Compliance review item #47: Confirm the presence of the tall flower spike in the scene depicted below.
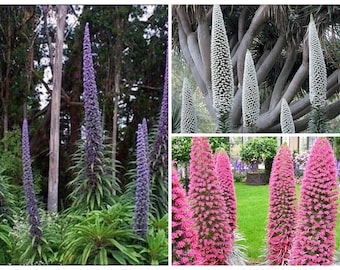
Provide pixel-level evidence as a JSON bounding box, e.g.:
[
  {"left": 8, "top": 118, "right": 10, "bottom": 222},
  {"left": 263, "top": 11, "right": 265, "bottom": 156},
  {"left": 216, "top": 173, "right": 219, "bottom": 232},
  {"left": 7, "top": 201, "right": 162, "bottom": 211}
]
[
  {"left": 150, "top": 46, "right": 168, "bottom": 216},
  {"left": 242, "top": 50, "right": 259, "bottom": 132},
  {"left": 172, "top": 164, "right": 201, "bottom": 265},
  {"left": 22, "top": 119, "right": 41, "bottom": 245},
  {"left": 83, "top": 22, "right": 104, "bottom": 188},
  {"left": 280, "top": 98, "right": 295, "bottom": 133},
  {"left": 189, "top": 137, "right": 232, "bottom": 265},
  {"left": 214, "top": 151, "right": 237, "bottom": 235},
  {"left": 211, "top": 4, "right": 234, "bottom": 133},
  {"left": 309, "top": 15, "right": 327, "bottom": 109},
  {"left": 133, "top": 118, "right": 150, "bottom": 238},
  {"left": 289, "top": 138, "right": 338, "bottom": 265},
  {"left": 181, "top": 77, "right": 197, "bottom": 133},
  {"left": 267, "top": 145, "right": 297, "bottom": 265}
]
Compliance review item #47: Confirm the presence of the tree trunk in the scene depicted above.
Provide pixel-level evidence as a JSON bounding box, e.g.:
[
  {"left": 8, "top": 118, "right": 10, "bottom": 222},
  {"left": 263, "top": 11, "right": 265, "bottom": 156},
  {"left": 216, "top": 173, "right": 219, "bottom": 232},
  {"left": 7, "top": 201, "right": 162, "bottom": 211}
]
[
  {"left": 47, "top": 5, "right": 67, "bottom": 212},
  {"left": 111, "top": 11, "right": 123, "bottom": 191}
]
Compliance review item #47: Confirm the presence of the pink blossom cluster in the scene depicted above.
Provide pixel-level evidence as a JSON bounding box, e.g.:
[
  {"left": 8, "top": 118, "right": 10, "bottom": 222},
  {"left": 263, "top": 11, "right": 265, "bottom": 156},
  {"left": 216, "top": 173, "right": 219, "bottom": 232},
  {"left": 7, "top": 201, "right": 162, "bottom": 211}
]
[
  {"left": 214, "top": 151, "right": 237, "bottom": 234},
  {"left": 289, "top": 138, "right": 338, "bottom": 265},
  {"left": 267, "top": 145, "right": 297, "bottom": 265},
  {"left": 188, "top": 137, "right": 232, "bottom": 264},
  {"left": 172, "top": 165, "right": 201, "bottom": 265}
]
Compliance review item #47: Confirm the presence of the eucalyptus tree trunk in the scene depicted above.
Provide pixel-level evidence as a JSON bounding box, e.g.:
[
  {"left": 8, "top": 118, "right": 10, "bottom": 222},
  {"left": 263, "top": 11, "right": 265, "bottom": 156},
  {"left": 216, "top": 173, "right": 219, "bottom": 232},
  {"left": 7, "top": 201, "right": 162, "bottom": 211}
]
[
  {"left": 111, "top": 10, "right": 123, "bottom": 191},
  {"left": 48, "top": 5, "right": 68, "bottom": 212}
]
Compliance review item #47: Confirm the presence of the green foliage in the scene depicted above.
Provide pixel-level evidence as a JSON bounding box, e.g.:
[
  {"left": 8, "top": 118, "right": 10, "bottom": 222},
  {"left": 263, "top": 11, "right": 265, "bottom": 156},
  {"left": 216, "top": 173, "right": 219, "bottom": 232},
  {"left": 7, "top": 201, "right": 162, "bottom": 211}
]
[
  {"left": 141, "top": 214, "right": 168, "bottom": 265},
  {"left": 208, "top": 137, "right": 230, "bottom": 153},
  {"left": 172, "top": 136, "right": 231, "bottom": 165},
  {"left": 0, "top": 128, "right": 22, "bottom": 184},
  {"left": 0, "top": 223, "right": 11, "bottom": 264},
  {"left": 239, "top": 138, "right": 278, "bottom": 172},
  {"left": 332, "top": 137, "right": 340, "bottom": 159},
  {"left": 308, "top": 107, "right": 328, "bottom": 133},
  {"left": 171, "top": 137, "right": 192, "bottom": 165},
  {"left": 217, "top": 111, "right": 233, "bottom": 133},
  {"left": 61, "top": 201, "right": 143, "bottom": 265},
  {"left": 9, "top": 211, "right": 64, "bottom": 264},
  {"left": 0, "top": 171, "right": 17, "bottom": 224},
  {"left": 68, "top": 139, "right": 121, "bottom": 212}
]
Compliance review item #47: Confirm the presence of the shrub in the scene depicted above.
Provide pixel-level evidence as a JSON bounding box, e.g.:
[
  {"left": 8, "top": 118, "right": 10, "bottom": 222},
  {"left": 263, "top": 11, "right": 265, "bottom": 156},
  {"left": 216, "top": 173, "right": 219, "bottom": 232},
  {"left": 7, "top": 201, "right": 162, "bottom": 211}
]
[{"left": 239, "top": 137, "right": 278, "bottom": 175}]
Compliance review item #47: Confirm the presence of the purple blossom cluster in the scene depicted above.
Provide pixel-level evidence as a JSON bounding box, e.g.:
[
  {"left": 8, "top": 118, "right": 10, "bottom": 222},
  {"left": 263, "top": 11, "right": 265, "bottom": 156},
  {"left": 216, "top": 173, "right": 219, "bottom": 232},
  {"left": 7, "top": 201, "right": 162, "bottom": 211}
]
[
  {"left": 133, "top": 118, "right": 150, "bottom": 238},
  {"left": 83, "top": 22, "right": 104, "bottom": 188},
  {"left": 233, "top": 157, "right": 256, "bottom": 174},
  {"left": 293, "top": 151, "right": 309, "bottom": 175},
  {"left": 22, "top": 119, "right": 41, "bottom": 245}
]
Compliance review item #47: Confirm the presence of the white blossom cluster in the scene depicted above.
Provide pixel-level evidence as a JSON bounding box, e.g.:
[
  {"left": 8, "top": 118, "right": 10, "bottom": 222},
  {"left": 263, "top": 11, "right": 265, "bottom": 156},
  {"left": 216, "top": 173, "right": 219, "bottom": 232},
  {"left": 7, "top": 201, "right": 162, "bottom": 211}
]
[
  {"left": 309, "top": 17, "right": 327, "bottom": 108},
  {"left": 242, "top": 50, "right": 260, "bottom": 128},
  {"left": 181, "top": 77, "right": 197, "bottom": 133},
  {"left": 211, "top": 4, "right": 234, "bottom": 115},
  {"left": 280, "top": 98, "right": 295, "bottom": 133}
]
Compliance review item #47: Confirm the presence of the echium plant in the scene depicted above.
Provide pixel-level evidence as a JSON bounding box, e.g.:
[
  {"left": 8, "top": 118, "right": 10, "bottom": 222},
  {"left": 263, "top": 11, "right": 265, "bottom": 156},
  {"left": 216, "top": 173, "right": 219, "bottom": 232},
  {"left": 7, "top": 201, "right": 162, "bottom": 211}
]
[
  {"left": 83, "top": 22, "right": 104, "bottom": 187},
  {"left": 308, "top": 15, "right": 328, "bottom": 133},
  {"left": 214, "top": 151, "right": 237, "bottom": 236},
  {"left": 172, "top": 164, "right": 201, "bottom": 265},
  {"left": 22, "top": 119, "right": 41, "bottom": 246},
  {"left": 69, "top": 23, "right": 119, "bottom": 211},
  {"left": 180, "top": 77, "right": 197, "bottom": 133},
  {"left": 149, "top": 47, "right": 168, "bottom": 217},
  {"left": 280, "top": 98, "right": 295, "bottom": 133},
  {"left": 133, "top": 118, "right": 150, "bottom": 238},
  {"left": 242, "top": 50, "right": 260, "bottom": 132},
  {"left": 267, "top": 144, "right": 297, "bottom": 265},
  {"left": 211, "top": 4, "right": 234, "bottom": 133},
  {"left": 289, "top": 138, "right": 338, "bottom": 265},
  {"left": 188, "top": 137, "right": 232, "bottom": 265}
]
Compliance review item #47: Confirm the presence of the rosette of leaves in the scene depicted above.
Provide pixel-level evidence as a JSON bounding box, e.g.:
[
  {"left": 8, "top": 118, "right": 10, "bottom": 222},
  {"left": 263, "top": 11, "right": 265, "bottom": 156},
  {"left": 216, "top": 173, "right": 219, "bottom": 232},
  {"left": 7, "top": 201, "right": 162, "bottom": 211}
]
[
  {"left": 307, "top": 15, "right": 328, "bottom": 133},
  {"left": 61, "top": 202, "right": 143, "bottom": 265},
  {"left": 289, "top": 138, "right": 338, "bottom": 265},
  {"left": 180, "top": 77, "right": 197, "bottom": 133},
  {"left": 211, "top": 4, "right": 234, "bottom": 133},
  {"left": 280, "top": 98, "right": 295, "bottom": 133},
  {"left": 267, "top": 145, "right": 297, "bottom": 265},
  {"left": 68, "top": 23, "right": 120, "bottom": 211},
  {"left": 133, "top": 118, "right": 150, "bottom": 239},
  {"left": 188, "top": 137, "right": 232, "bottom": 264},
  {"left": 242, "top": 50, "right": 260, "bottom": 132}
]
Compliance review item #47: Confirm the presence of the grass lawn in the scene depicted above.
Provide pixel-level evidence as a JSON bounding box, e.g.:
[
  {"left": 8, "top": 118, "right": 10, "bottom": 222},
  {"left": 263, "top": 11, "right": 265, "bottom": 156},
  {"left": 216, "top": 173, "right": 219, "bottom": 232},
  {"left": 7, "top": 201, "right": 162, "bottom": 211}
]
[{"left": 234, "top": 182, "right": 340, "bottom": 263}]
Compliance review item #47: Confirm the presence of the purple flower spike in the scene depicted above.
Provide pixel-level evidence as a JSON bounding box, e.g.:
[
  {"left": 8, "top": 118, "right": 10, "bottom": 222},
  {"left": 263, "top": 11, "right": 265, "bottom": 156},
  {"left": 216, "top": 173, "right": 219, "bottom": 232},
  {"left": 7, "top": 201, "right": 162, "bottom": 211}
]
[
  {"left": 83, "top": 22, "right": 103, "bottom": 187},
  {"left": 151, "top": 47, "right": 168, "bottom": 171},
  {"left": 133, "top": 118, "right": 150, "bottom": 238},
  {"left": 22, "top": 119, "right": 41, "bottom": 245}
]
